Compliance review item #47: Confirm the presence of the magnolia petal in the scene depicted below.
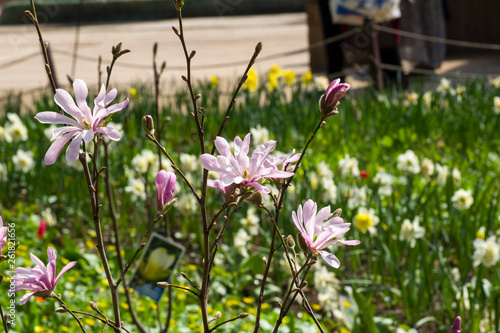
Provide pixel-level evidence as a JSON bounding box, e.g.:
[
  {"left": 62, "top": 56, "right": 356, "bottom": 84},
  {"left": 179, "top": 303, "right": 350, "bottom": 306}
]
[
  {"left": 97, "top": 127, "right": 121, "bottom": 141},
  {"left": 35, "top": 112, "right": 80, "bottom": 128},
  {"left": 318, "top": 250, "right": 340, "bottom": 268},
  {"left": 82, "top": 129, "right": 95, "bottom": 144},
  {"left": 65, "top": 132, "right": 83, "bottom": 163},
  {"left": 44, "top": 133, "right": 76, "bottom": 165},
  {"left": 73, "top": 79, "right": 92, "bottom": 121},
  {"left": 94, "top": 84, "right": 107, "bottom": 110},
  {"left": 214, "top": 136, "right": 231, "bottom": 158},
  {"left": 54, "top": 261, "right": 77, "bottom": 285},
  {"left": 106, "top": 98, "right": 129, "bottom": 114},
  {"left": 19, "top": 291, "right": 37, "bottom": 305},
  {"left": 105, "top": 88, "right": 118, "bottom": 106},
  {"left": 200, "top": 154, "right": 226, "bottom": 173},
  {"left": 324, "top": 78, "right": 341, "bottom": 98},
  {"left": 50, "top": 126, "right": 79, "bottom": 142},
  {"left": 54, "top": 88, "right": 85, "bottom": 122}
]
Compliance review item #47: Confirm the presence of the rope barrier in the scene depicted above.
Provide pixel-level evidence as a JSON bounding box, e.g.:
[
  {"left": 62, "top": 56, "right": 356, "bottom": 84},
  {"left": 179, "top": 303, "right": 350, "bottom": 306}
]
[
  {"left": 0, "top": 50, "right": 40, "bottom": 71},
  {"left": 373, "top": 24, "right": 500, "bottom": 51}
]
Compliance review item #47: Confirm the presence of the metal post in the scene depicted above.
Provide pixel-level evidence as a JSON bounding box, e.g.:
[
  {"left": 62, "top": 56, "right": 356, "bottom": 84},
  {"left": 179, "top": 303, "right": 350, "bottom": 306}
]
[{"left": 370, "top": 21, "right": 384, "bottom": 90}]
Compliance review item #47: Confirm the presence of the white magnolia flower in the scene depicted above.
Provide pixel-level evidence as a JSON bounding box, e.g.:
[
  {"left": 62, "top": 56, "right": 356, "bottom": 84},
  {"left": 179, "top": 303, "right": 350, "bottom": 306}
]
[
  {"left": 451, "top": 189, "right": 474, "bottom": 210},
  {"left": 13, "top": 150, "right": 35, "bottom": 173},
  {"left": 132, "top": 150, "right": 156, "bottom": 173},
  {"left": 354, "top": 207, "right": 379, "bottom": 234},
  {"left": 338, "top": 154, "right": 360, "bottom": 178},
  {"left": 249, "top": 124, "right": 270, "bottom": 147},
  {"left": 234, "top": 228, "right": 251, "bottom": 258},
  {"left": 397, "top": 150, "right": 420, "bottom": 174},
  {"left": 6, "top": 113, "right": 28, "bottom": 142},
  {"left": 473, "top": 236, "right": 500, "bottom": 267},
  {"left": 124, "top": 178, "right": 146, "bottom": 201},
  {"left": 240, "top": 207, "right": 260, "bottom": 236},
  {"left": 420, "top": 158, "right": 434, "bottom": 177},
  {"left": 399, "top": 216, "right": 426, "bottom": 248}
]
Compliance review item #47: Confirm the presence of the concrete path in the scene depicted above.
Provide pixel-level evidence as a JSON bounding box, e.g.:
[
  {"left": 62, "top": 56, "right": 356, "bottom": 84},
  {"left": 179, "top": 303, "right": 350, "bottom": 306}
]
[
  {"left": 0, "top": 13, "right": 309, "bottom": 93},
  {"left": 1, "top": 12, "right": 500, "bottom": 95}
]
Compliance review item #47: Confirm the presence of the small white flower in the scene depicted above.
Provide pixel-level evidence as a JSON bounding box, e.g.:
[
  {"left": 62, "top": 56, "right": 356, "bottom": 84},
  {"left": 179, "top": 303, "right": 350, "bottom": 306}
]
[
  {"left": 347, "top": 186, "right": 368, "bottom": 210},
  {"left": 317, "top": 161, "right": 333, "bottom": 179},
  {"left": 473, "top": 235, "right": 500, "bottom": 267},
  {"left": 177, "top": 194, "right": 197, "bottom": 215},
  {"left": 0, "top": 126, "right": 12, "bottom": 142},
  {"left": 132, "top": 150, "right": 156, "bottom": 173},
  {"left": 314, "top": 76, "right": 330, "bottom": 90},
  {"left": 13, "top": 150, "right": 35, "bottom": 173},
  {"left": 240, "top": 207, "right": 260, "bottom": 236},
  {"left": 436, "top": 78, "right": 454, "bottom": 94},
  {"left": 44, "top": 125, "right": 59, "bottom": 140},
  {"left": 124, "top": 178, "right": 146, "bottom": 201},
  {"left": 422, "top": 91, "right": 432, "bottom": 107},
  {"left": 405, "top": 92, "right": 419, "bottom": 105},
  {"left": 452, "top": 168, "right": 461, "bottom": 184},
  {"left": 179, "top": 153, "right": 199, "bottom": 173},
  {"left": 249, "top": 125, "right": 270, "bottom": 147},
  {"left": 420, "top": 158, "right": 434, "bottom": 177},
  {"left": 373, "top": 168, "right": 395, "bottom": 197},
  {"left": 323, "top": 178, "right": 338, "bottom": 203},
  {"left": 234, "top": 228, "right": 251, "bottom": 258},
  {"left": 397, "top": 150, "right": 420, "bottom": 174},
  {"left": 399, "top": 216, "right": 426, "bottom": 248},
  {"left": 338, "top": 154, "right": 360, "bottom": 178},
  {"left": 451, "top": 189, "right": 474, "bottom": 210},
  {"left": 435, "top": 164, "right": 449, "bottom": 185},
  {"left": 492, "top": 76, "right": 500, "bottom": 88},
  {"left": 5, "top": 113, "right": 28, "bottom": 142}
]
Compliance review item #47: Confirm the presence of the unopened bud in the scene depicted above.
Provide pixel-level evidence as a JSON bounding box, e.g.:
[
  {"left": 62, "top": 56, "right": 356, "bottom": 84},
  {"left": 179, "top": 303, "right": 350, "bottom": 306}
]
[
  {"left": 55, "top": 307, "right": 67, "bottom": 313},
  {"left": 262, "top": 257, "right": 268, "bottom": 264},
  {"left": 172, "top": 26, "right": 179, "bottom": 36},
  {"left": 112, "top": 42, "right": 122, "bottom": 56},
  {"left": 153, "top": 42, "right": 158, "bottom": 57},
  {"left": 214, "top": 311, "right": 222, "bottom": 319},
  {"left": 255, "top": 42, "right": 263, "bottom": 55},
  {"left": 142, "top": 115, "right": 155, "bottom": 135},
  {"left": 243, "top": 191, "right": 263, "bottom": 206},
  {"left": 332, "top": 208, "right": 342, "bottom": 217},
  {"left": 173, "top": 0, "right": 184, "bottom": 11},
  {"left": 286, "top": 235, "right": 295, "bottom": 248},
  {"left": 157, "top": 282, "right": 170, "bottom": 288},
  {"left": 297, "top": 232, "right": 309, "bottom": 254},
  {"left": 189, "top": 50, "right": 196, "bottom": 59},
  {"left": 25, "top": 10, "right": 35, "bottom": 22},
  {"left": 238, "top": 313, "right": 249, "bottom": 319},
  {"left": 90, "top": 301, "right": 100, "bottom": 313}
]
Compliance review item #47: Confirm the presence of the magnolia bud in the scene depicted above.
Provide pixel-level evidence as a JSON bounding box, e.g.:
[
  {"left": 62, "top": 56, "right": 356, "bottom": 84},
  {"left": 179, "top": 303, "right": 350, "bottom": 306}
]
[
  {"left": 142, "top": 115, "right": 155, "bottom": 135},
  {"left": 286, "top": 235, "right": 295, "bottom": 248},
  {"left": 238, "top": 313, "right": 249, "bottom": 319}
]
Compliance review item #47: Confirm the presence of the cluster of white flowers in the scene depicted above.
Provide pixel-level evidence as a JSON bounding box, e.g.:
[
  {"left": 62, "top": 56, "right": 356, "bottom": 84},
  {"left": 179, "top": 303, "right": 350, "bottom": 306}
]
[
  {"left": 309, "top": 161, "right": 337, "bottom": 203},
  {"left": 493, "top": 96, "right": 500, "bottom": 115},
  {"left": 399, "top": 216, "right": 426, "bottom": 248},
  {"left": 338, "top": 154, "right": 360, "bottom": 178},
  {"left": 179, "top": 153, "right": 199, "bottom": 173},
  {"left": 131, "top": 149, "right": 157, "bottom": 173},
  {"left": 234, "top": 228, "right": 251, "bottom": 258},
  {"left": 420, "top": 158, "right": 434, "bottom": 178},
  {"left": 436, "top": 78, "right": 455, "bottom": 95},
  {"left": 313, "top": 264, "right": 340, "bottom": 313},
  {"left": 473, "top": 235, "right": 500, "bottom": 267},
  {"left": 397, "top": 150, "right": 420, "bottom": 174},
  {"left": 341, "top": 185, "right": 368, "bottom": 210},
  {"left": 0, "top": 113, "right": 29, "bottom": 143},
  {"left": 124, "top": 178, "right": 146, "bottom": 201},
  {"left": 451, "top": 189, "right": 474, "bottom": 211}
]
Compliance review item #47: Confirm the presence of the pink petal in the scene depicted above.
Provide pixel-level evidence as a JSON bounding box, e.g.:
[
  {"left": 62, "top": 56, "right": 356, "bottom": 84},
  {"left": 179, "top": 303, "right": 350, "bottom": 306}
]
[
  {"left": 73, "top": 79, "right": 92, "bottom": 121},
  {"left": 214, "top": 136, "right": 231, "bottom": 158},
  {"left": 318, "top": 250, "right": 340, "bottom": 268},
  {"left": 49, "top": 126, "right": 80, "bottom": 142},
  {"left": 94, "top": 84, "right": 106, "bottom": 110},
  {"left": 200, "top": 154, "right": 225, "bottom": 173},
  {"left": 54, "top": 261, "right": 77, "bottom": 285},
  {"left": 97, "top": 127, "right": 121, "bottom": 141},
  {"left": 106, "top": 98, "right": 129, "bottom": 113},
  {"left": 65, "top": 132, "right": 83, "bottom": 163},
  {"left": 44, "top": 132, "right": 76, "bottom": 165},
  {"left": 325, "top": 78, "right": 341, "bottom": 97},
  {"left": 104, "top": 88, "right": 118, "bottom": 106},
  {"left": 35, "top": 112, "right": 80, "bottom": 128},
  {"left": 54, "top": 89, "right": 85, "bottom": 122},
  {"left": 19, "top": 291, "right": 37, "bottom": 305}
]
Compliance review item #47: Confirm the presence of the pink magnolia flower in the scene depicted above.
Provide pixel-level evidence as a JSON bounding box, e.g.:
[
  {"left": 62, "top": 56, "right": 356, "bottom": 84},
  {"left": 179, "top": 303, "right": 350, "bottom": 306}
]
[
  {"left": 35, "top": 79, "right": 129, "bottom": 165},
  {"left": 14, "top": 247, "right": 76, "bottom": 305},
  {"left": 319, "top": 78, "right": 350, "bottom": 118},
  {"left": 292, "top": 199, "right": 360, "bottom": 268},
  {"left": 156, "top": 170, "right": 176, "bottom": 211},
  {"left": 0, "top": 217, "right": 8, "bottom": 256},
  {"left": 200, "top": 133, "right": 294, "bottom": 194}
]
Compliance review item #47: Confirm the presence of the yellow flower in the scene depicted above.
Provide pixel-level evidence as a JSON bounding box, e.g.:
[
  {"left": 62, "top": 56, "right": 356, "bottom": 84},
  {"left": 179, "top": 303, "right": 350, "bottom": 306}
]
[
  {"left": 210, "top": 76, "right": 219, "bottom": 89},
  {"left": 243, "top": 68, "right": 258, "bottom": 92},
  {"left": 61, "top": 257, "right": 70, "bottom": 265},
  {"left": 268, "top": 73, "right": 279, "bottom": 91},
  {"left": 340, "top": 327, "right": 352, "bottom": 333},
  {"left": 107, "top": 245, "right": 116, "bottom": 252},
  {"left": 311, "top": 303, "right": 321, "bottom": 311},
  {"left": 355, "top": 214, "right": 373, "bottom": 232},
  {"left": 177, "top": 293, "right": 186, "bottom": 301},
  {"left": 477, "top": 227, "right": 486, "bottom": 240},
  {"left": 381, "top": 223, "right": 388, "bottom": 231},
  {"left": 282, "top": 70, "right": 295, "bottom": 86},
  {"left": 34, "top": 327, "right": 44, "bottom": 332},
  {"left": 84, "top": 318, "right": 96, "bottom": 326},
  {"left": 89, "top": 231, "right": 97, "bottom": 238},
  {"left": 61, "top": 326, "right": 69, "bottom": 332},
  {"left": 242, "top": 297, "right": 255, "bottom": 304},
  {"left": 17, "top": 244, "right": 28, "bottom": 251},
  {"left": 224, "top": 299, "right": 239, "bottom": 307},
  {"left": 343, "top": 301, "right": 351, "bottom": 308},
  {"left": 85, "top": 240, "right": 94, "bottom": 249},
  {"left": 188, "top": 264, "right": 197, "bottom": 271},
  {"left": 301, "top": 71, "right": 313, "bottom": 85},
  {"left": 129, "top": 88, "right": 138, "bottom": 98},
  {"left": 261, "top": 303, "right": 270, "bottom": 310},
  {"left": 130, "top": 228, "right": 137, "bottom": 234},
  {"left": 270, "top": 64, "right": 280, "bottom": 75},
  {"left": 121, "top": 302, "right": 130, "bottom": 309}
]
